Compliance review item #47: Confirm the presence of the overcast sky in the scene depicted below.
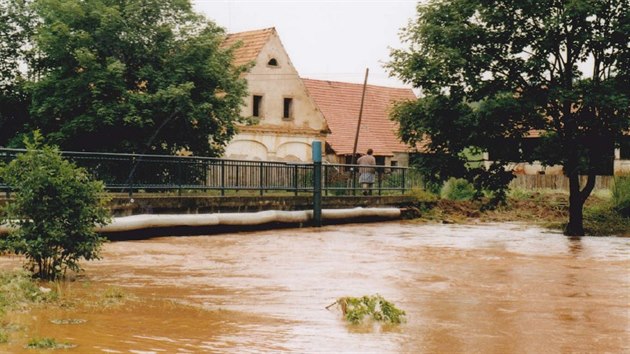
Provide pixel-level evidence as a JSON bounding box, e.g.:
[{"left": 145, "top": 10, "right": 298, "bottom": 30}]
[{"left": 192, "top": 0, "right": 419, "bottom": 88}]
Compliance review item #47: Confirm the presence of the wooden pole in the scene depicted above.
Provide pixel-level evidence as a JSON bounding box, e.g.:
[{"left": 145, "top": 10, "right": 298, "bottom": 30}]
[{"left": 351, "top": 68, "right": 369, "bottom": 165}]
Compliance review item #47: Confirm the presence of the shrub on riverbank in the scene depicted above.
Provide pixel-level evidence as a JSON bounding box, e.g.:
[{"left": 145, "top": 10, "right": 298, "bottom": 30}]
[
  {"left": 612, "top": 176, "right": 630, "bottom": 217},
  {"left": 0, "top": 133, "right": 111, "bottom": 280},
  {"left": 440, "top": 178, "right": 476, "bottom": 201}
]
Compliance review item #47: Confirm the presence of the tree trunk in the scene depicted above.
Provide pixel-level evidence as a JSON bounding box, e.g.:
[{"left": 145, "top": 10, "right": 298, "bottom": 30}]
[
  {"left": 565, "top": 172, "right": 596, "bottom": 236},
  {"left": 566, "top": 172, "right": 584, "bottom": 236}
]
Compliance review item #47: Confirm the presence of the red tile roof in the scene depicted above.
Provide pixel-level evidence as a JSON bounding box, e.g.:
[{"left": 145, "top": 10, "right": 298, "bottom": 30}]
[
  {"left": 302, "top": 79, "right": 416, "bottom": 156},
  {"left": 223, "top": 27, "right": 276, "bottom": 67}
]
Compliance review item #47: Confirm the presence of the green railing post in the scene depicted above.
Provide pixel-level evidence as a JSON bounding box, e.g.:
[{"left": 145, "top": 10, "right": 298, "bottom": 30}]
[
  {"left": 259, "top": 161, "right": 264, "bottom": 196},
  {"left": 220, "top": 160, "right": 225, "bottom": 196},
  {"left": 235, "top": 165, "right": 240, "bottom": 193},
  {"left": 177, "top": 159, "right": 182, "bottom": 196},
  {"left": 293, "top": 164, "right": 298, "bottom": 196},
  {"left": 401, "top": 168, "right": 406, "bottom": 195},
  {"left": 324, "top": 164, "right": 328, "bottom": 196},
  {"left": 351, "top": 168, "right": 357, "bottom": 196},
  {"left": 312, "top": 141, "right": 322, "bottom": 227},
  {"left": 128, "top": 155, "right": 134, "bottom": 198}
]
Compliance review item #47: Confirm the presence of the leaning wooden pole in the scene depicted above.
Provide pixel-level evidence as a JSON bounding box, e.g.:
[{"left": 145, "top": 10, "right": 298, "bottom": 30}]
[{"left": 351, "top": 68, "right": 369, "bottom": 165}]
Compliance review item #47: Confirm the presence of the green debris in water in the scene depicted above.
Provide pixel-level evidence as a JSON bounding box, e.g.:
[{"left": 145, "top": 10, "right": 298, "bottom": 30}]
[
  {"left": 25, "top": 337, "right": 76, "bottom": 349},
  {"left": 50, "top": 318, "right": 87, "bottom": 325},
  {"left": 330, "top": 294, "right": 406, "bottom": 325}
]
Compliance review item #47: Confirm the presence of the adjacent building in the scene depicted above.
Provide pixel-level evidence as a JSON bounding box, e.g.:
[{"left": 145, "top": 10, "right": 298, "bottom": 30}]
[{"left": 302, "top": 79, "right": 416, "bottom": 166}]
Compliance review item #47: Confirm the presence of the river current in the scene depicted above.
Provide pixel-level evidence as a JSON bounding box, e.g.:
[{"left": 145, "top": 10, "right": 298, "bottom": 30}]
[{"left": 1, "top": 221, "right": 628, "bottom": 353}]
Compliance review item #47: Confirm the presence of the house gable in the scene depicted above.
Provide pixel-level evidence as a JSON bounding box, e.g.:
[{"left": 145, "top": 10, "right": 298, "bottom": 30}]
[
  {"left": 241, "top": 29, "right": 326, "bottom": 132},
  {"left": 223, "top": 28, "right": 327, "bottom": 162}
]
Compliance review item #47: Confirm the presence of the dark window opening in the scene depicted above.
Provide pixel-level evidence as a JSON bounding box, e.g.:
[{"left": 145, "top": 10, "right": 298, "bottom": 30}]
[
  {"left": 375, "top": 156, "right": 386, "bottom": 173},
  {"left": 391, "top": 161, "right": 398, "bottom": 167},
  {"left": 253, "top": 95, "right": 262, "bottom": 117},
  {"left": 283, "top": 97, "right": 293, "bottom": 119},
  {"left": 267, "top": 58, "right": 278, "bottom": 66}
]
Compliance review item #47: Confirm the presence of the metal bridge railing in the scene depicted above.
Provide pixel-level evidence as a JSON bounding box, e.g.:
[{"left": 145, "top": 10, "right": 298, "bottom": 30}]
[{"left": 0, "top": 148, "right": 423, "bottom": 197}]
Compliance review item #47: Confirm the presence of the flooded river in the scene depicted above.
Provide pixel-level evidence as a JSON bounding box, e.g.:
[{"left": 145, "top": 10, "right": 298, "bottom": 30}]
[{"left": 1, "top": 222, "right": 629, "bottom": 353}]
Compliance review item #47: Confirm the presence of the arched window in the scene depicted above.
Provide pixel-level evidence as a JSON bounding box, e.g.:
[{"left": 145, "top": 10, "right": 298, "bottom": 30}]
[{"left": 267, "top": 58, "right": 278, "bottom": 67}]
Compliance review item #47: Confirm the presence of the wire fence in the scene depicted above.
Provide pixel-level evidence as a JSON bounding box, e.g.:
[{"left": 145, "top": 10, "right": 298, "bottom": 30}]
[{"left": 0, "top": 148, "right": 424, "bottom": 197}]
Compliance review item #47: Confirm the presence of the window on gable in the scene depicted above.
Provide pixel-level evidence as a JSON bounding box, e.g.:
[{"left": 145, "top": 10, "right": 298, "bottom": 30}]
[
  {"left": 267, "top": 58, "right": 278, "bottom": 67},
  {"left": 253, "top": 95, "right": 263, "bottom": 117},
  {"left": 283, "top": 97, "right": 293, "bottom": 120}
]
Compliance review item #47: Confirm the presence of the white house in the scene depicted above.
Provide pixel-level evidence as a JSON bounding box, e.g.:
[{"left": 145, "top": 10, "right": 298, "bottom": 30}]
[{"left": 222, "top": 28, "right": 328, "bottom": 162}]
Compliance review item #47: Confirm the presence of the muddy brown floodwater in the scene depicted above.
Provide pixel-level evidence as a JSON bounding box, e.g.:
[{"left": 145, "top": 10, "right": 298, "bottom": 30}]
[{"left": 1, "top": 222, "right": 629, "bottom": 353}]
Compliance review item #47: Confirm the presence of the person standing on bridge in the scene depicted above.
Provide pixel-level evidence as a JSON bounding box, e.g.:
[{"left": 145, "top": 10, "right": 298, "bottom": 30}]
[{"left": 357, "top": 148, "right": 376, "bottom": 195}]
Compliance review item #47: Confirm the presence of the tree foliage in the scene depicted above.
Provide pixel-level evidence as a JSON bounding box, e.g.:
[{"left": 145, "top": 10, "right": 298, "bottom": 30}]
[
  {"left": 1, "top": 0, "right": 248, "bottom": 156},
  {"left": 388, "top": 0, "right": 630, "bottom": 235},
  {"left": 0, "top": 133, "right": 110, "bottom": 280},
  {"left": 0, "top": 0, "right": 36, "bottom": 146}
]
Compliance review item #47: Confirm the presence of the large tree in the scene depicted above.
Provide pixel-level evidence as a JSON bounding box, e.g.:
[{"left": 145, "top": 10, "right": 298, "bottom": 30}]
[
  {"left": 0, "top": 0, "right": 36, "bottom": 146},
  {"left": 2, "top": 0, "right": 248, "bottom": 156},
  {"left": 388, "top": 0, "right": 630, "bottom": 235}
]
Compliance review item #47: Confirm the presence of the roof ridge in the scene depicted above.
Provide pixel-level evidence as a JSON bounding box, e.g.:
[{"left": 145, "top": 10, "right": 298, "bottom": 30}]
[
  {"left": 301, "top": 77, "right": 413, "bottom": 92},
  {"left": 226, "top": 27, "right": 276, "bottom": 37}
]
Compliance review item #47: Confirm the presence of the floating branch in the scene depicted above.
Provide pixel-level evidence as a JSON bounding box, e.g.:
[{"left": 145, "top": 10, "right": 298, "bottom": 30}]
[{"left": 327, "top": 294, "right": 406, "bottom": 325}]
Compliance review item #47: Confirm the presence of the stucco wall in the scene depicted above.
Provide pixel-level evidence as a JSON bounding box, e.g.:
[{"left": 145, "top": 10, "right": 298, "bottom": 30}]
[{"left": 225, "top": 130, "right": 325, "bottom": 162}]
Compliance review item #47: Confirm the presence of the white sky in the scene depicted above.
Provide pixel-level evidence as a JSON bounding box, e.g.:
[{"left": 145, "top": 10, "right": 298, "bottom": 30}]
[{"left": 192, "top": 0, "right": 419, "bottom": 88}]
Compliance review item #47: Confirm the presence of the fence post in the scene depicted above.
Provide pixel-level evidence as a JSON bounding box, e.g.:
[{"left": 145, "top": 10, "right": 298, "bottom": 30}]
[
  {"left": 293, "top": 164, "right": 298, "bottom": 196},
  {"left": 220, "top": 160, "right": 225, "bottom": 196},
  {"left": 128, "top": 155, "right": 134, "bottom": 198},
  {"left": 323, "top": 164, "right": 329, "bottom": 196},
  {"left": 352, "top": 168, "right": 357, "bottom": 196},
  {"left": 312, "top": 141, "right": 322, "bottom": 227},
  {"left": 177, "top": 158, "right": 182, "bottom": 196},
  {"left": 259, "top": 161, "right": 264, "bottom": 196},
  {"left": 401, "top": 168, "right": 406, "bottom": 195}
]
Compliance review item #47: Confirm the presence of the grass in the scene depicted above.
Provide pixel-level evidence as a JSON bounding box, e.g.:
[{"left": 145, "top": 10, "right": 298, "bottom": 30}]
[
  {"left": 584, "top": 203, "right": 630, "bottom": 236},
  {"left": 0, "top": 270, "right": 55, "bottom": 315},
  {"left": 0, "top": 271, "right": 131, "bottom": 348},
  {"left": 612, "top": 176, "right": 630, "bottom": 217}
]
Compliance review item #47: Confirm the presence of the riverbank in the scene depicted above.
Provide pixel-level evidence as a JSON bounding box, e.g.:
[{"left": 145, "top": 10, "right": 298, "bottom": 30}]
[{"left": 412, "top": 189, "right": 630, "bottom": 237}]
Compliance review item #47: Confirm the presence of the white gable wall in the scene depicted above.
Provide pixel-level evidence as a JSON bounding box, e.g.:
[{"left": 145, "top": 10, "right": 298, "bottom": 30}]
[{"left": 225, "top": 30, "right": 327, "bottom": 162}]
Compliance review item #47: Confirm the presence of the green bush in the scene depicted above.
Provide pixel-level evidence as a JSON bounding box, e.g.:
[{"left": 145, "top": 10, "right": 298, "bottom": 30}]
[
  {"left": 0, "top": 133, "right": 111, "bottom": 280},
  {"left": 612, "top": 176, "right": 630, "bottom": 217},
  {"left": 408, "top": 187, "right": 439, "bottom": 202},
  {"left": 583, "top": 203, "right": 630, "bottom": 236},
  {"left": 441, "top": 178, "right": 476, "bottom": 201}
]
